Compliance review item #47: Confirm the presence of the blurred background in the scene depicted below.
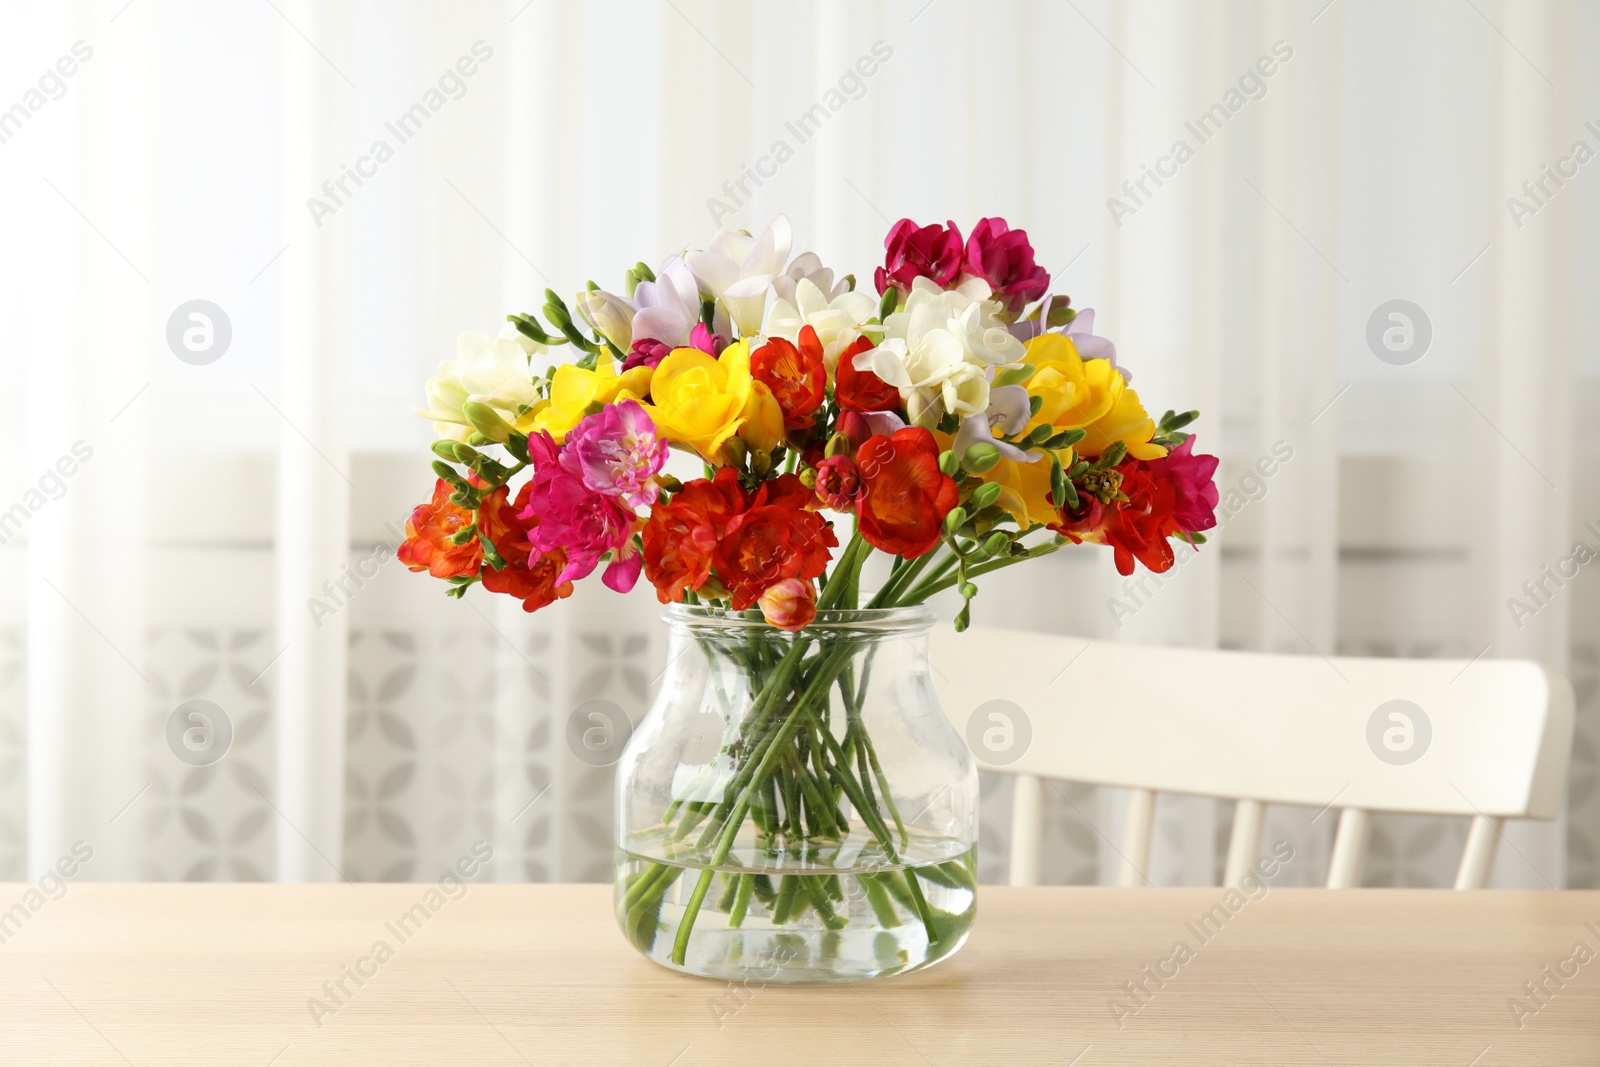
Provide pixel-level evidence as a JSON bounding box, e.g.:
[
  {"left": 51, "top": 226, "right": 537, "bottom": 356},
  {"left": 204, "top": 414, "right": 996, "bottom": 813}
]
[{"left": 0, "top": 0, "right": 1594, "bottom": 890}]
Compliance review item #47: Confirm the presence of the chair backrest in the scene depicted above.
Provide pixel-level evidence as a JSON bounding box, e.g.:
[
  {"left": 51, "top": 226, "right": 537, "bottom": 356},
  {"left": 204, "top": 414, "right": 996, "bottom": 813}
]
[{"left": 931, "top": 624, "right": 1575, "bottom": 889}]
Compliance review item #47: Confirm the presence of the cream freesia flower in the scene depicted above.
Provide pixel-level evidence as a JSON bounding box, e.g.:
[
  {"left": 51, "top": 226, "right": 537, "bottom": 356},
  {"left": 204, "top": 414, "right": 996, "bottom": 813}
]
[
  {"left": 858, "top": 278, "right": 1024, "bottom": 426},
  {"left": 416, "top": 324, "right": 545, "bottom": 441}
]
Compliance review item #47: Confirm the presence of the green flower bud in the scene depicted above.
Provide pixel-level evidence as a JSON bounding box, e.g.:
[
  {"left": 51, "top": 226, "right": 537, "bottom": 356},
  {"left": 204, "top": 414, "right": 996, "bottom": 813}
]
[
  {"left": 1045, "top": 428, "right": 1086, "bottom": 451},
  {"left": 431, "top": 460, "right": 471, "bottom": 493},
  {"left": 967, "top": 481, "right": 1002, "bottom": 511},
  {"left": 507, "top": 313, "right": 553, "bottom": 345},
  {"left": 983, "top": 531, "right": 1010, "bottom": 557},
  {"left": 960, "top": 442, "right": 1001, "bottom": 474},
  {"left": 878, "top": 287, "right": 899, "bottom": 321},
  {"left": 992, "top": 364, "right": 1036, "bottom": 389},
  {"left": 959, "top": 582, "right": 978, "bottom": 599},
  {"left": 825, "top": 432, "right": 852, "bottom": 459},
  {"left": 942, "top": 506, "right": 968, "bottom": 534},
  {"left": 449, "top": 523, "right": 478, "bottom": 545},
  {"left": 938, "top": 450, "right": 959, "bottom": 477},
  {"left": 462, "top": 402, "right": 513, "bottom": 444}
]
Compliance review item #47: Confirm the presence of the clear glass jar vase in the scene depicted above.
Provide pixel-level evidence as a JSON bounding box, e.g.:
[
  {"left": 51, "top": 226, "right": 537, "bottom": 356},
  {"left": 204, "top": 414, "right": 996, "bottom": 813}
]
[{"left": 614, "top": 604, "right": 979, "bottom": 983}]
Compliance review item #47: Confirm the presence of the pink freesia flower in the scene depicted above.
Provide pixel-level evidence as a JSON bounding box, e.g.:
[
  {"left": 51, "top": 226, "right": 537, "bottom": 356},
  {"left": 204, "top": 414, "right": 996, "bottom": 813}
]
[
  {"left": 874, "top": 218, "right": 964, "bottom": 297},
  {"left": 963, "top": 217, "right": 1049, "bottom": 317},
  {"left": 689, "top": 322, "right": 726, "bottom": 356},
  {"left": 1142, "top": 435, "right": 1219, "bottom": 534},
  {"left": 623, "top": 338, "right": 671, "bottom": 371},
  {"left": 519, "top": 431, "right": 643, "bottom": 592},
  {"left": 561, "top": 400, "right": 669, "bottom": 509}
]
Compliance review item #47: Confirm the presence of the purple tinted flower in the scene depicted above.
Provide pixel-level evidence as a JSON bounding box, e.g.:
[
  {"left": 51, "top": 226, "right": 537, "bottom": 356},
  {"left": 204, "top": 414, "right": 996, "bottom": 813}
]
[
  {"left": 963, "top": 217, "right": 1049, "bottom": 317},
  {"left": 560, "top": 400, "right": 669, "bottom": 509}
]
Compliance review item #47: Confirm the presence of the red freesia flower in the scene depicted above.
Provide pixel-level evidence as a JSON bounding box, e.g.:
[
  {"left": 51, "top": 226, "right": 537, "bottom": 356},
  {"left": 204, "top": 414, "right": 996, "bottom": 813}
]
[
  {"left": 398, "top": 479, "right": 482, "bottom": 578},
  {"left": 641, "top": 468, "right": 746, "bottom": 605},
  {"left": 814, "top": 454, "right": 862, "bottom": 512},
  {"left": 833, "top": 335, "right": 900, "bottom": 413},
  {"left": 713, "top": 474, "right": 836, "bottom": 610},
  {"left": 874, "top": 218, "right": 964, "bottom": 297},
  {"left": 1141, "top": 436, "right": 1219, "bottom": 535},
  {"left": 1054, "top": 466, "right": 1178, "bottom": 576},
  {"left": 478, "top": 483, "right": 575, "bottom": 612},
  {"left": 752, "top": 326, "right": 826, "bottom": 430},
  {"left": 854, "top": 427, "right": 958, "bottom": 559},
  {"left": 963, "top": 217, "right": 1050, "bottom": 316}
]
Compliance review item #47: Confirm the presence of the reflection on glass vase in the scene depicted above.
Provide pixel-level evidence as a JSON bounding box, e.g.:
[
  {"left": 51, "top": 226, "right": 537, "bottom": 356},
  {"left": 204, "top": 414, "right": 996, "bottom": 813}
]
[{"left": 614, "top": 604, "right": 978, "bottom": 983}]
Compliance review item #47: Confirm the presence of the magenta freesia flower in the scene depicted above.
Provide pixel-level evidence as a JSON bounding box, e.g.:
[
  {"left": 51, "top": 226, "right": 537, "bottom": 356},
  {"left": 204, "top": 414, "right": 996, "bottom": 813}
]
[
  {"left": 689, "top": 322, "right": 726, "bottom": 356},
  {"left": 519, "top": 431, "right": 643, "bottom": 593},
  {"left": 874, "top": 218, "right": 964, "bottom": 297},
  {"left": 963, "top": 217, "right": 1049, "bottom": 316},
  {"left": 1143, "top": 435, "right": 1219, "bottom": 534},
  {"left": 560, "top": 400, "right": 669, "bottom": 509},
  {"left": 622, "top": 338, "right": 671, "bottom": 371}
]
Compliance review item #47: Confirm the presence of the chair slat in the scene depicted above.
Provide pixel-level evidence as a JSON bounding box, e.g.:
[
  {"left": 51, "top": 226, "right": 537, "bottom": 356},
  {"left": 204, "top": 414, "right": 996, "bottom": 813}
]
[
  {"left": 1118, "top": 788, "right": 1156, "bottom": 887},
  {"left": 1327, "top": 808, "right": 1371, "bottom": 888},
  {"left": 1008, "top": 774, "right": 1043, "bottom": 887},
  {"left": 1223, "top": 799, "right": 1265, "bottom": 886},
  {"left": 1454, "top": 815, "right": 1502, "bottom": 889}
]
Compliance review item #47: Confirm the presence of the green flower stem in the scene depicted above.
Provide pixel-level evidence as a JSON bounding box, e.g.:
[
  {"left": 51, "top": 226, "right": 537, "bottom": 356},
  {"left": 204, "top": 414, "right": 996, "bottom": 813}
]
[
  {"left": 729, "top": 874, "right": 754, "bottom": 927},
  {"left": 860, "top": 873, "right": 902, "bottom": 927},
  {"left": 666, "top": 637, "right": 860, "bottom": 964},
  {"left": 794, "top": 703, "right": 941, "bottom": 945},
  {"left": 900, "top": 539, "right": 1063, "bottom": 604}
]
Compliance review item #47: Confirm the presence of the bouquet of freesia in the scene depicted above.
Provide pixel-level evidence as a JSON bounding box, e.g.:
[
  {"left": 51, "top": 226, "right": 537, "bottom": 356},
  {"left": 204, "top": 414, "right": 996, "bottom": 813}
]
[
  {"left": 401, "top": 215, "right": 1218, "bottom": 627},
  {"left": 400, "top": 215, "right": 1219, "bottom": 978}
]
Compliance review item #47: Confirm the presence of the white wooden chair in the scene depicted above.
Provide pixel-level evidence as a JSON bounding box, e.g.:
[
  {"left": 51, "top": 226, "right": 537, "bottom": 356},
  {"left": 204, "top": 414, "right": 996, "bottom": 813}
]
[{"left": 932, "top": 626, "right": 1575, "bottom": 889}]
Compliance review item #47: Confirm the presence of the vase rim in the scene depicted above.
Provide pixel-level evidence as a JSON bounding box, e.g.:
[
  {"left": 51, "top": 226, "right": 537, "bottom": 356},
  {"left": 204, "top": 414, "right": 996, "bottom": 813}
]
[{"left": 661, "top": 602, "right": 936, "bottom": 634}]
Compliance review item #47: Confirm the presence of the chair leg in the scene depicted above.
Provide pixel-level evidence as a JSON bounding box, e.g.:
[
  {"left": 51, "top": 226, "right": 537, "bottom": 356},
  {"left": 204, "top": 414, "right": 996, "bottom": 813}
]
[
  {"left": 1008, "top": 774, "right": 1043, "bottom": 887},
  {"left": 1454, "top": 814, "right": 1502, "bottom": 889}
]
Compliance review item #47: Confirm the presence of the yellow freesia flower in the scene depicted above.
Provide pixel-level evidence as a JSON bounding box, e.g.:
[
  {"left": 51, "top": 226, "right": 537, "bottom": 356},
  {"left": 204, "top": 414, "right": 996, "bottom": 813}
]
[
  {"left": 526, "top": 352, "right": 653, "bottom": 443},
  {"left": 645, "top": 340, "right": 780, "bottom": 464},
  {"left": 1021, "top": 334, "right": 1164, "bottom": 461}
]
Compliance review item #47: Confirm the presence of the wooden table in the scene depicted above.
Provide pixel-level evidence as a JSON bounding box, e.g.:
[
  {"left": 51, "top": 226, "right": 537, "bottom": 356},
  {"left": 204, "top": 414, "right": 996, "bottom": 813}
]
[{"left": 2, "top": 884, "right": 1596, "bottom": 1065}]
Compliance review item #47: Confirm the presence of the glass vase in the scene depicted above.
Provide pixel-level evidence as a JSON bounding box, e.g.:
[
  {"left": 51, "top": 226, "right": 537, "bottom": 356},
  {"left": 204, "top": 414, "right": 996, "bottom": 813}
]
[{"left": 614, "top": 604, "right": 979, "bottom": 983}]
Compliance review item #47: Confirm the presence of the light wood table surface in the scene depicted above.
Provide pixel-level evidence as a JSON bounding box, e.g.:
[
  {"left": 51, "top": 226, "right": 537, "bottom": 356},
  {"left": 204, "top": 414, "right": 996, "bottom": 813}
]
[{"left": 1, "top": 883, "right": 1596, "bottom": 1065}]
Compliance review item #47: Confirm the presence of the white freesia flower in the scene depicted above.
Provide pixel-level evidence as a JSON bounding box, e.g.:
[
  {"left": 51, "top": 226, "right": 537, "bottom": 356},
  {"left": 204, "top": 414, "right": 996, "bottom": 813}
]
[
  {"left": 630, "top": 255, "right": 702, "bottom": 349},
  {"left": 759, "top": 278, "right": 877, "bottom": 369},
  {"left": 771, "top": 251, "right": 850, "bottom": 306},
  {"left": 686, "top": 215, "right": 793, "bottom": 336},
  {"left": 575, "top": 288, "right": 634, "bottom": 352},
  {"left": 859, "top": 279, "right": 1023, "bottom": 426},
  {"left": 416, "top": 323, "right": 544, "bottom": 441}
]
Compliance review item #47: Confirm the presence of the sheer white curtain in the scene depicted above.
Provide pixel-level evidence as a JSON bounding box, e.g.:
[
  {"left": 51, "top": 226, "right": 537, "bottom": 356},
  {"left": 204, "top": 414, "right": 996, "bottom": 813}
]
[{"left": 2, "top": 0, "right": 1593, "bottom": 889}]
